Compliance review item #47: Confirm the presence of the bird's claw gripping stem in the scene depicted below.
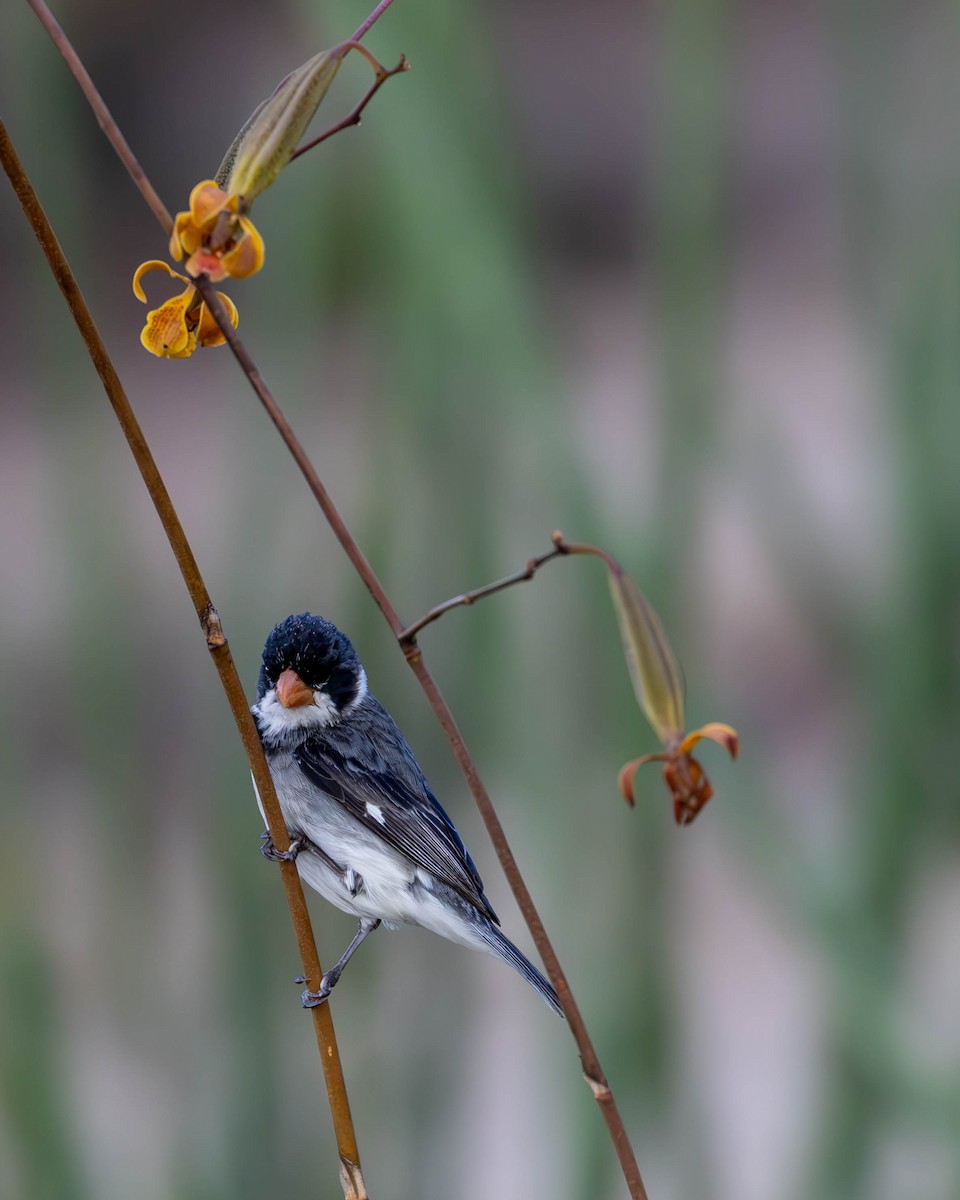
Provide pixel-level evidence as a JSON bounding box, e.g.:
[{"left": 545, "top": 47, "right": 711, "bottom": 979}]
[{"left": 259, "top": 829, "right": 304, "bottom": 862}]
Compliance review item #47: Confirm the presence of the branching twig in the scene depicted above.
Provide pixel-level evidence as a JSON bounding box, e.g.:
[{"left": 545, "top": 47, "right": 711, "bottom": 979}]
[
  {"left": 290, "top": 54, "right": 409, "bottom": 163},
  {"left": 397, "top": 531, "right": 621, "bottom": 642},
  {"left": 0, "top": 121, "right": 369, "bottom": 1200},
  {"left": 398, "top": 537, "right": 570, "bottom": 642},
  {"left": 25, "top": 5, "right": 651, "bottom": 1197}
]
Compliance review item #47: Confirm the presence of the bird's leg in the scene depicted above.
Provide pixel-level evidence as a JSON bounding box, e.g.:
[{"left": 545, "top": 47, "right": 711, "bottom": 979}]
[
  {"left": 258, "top": 830, "right": 355, "bottom": 883},
  {"left": 259, "top": 829, "right": 306, "bottom": 862},
  {"left": 296, "top": 917, "right": 381, "bottom": 1008}
]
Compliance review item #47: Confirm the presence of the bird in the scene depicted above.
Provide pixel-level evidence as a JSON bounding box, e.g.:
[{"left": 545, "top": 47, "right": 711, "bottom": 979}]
[{"left": 251, "top": 612, "right": 563, "bottom": 1016}]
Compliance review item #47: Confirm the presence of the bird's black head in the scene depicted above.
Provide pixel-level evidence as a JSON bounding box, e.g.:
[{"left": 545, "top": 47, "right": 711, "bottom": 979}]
[{"left": 258, "top": 613, "right": 363, "bottom": 713}]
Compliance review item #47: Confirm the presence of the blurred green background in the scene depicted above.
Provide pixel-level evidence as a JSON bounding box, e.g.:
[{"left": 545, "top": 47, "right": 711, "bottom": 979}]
[{"left": 2, "top": 0, "right": 959, "bottom": 1197}]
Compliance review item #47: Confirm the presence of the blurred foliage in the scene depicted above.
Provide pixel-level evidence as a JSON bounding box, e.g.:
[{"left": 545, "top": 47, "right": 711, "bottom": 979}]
[{"left": 2, "top": 1, "right": 960, "bottom": 1199}]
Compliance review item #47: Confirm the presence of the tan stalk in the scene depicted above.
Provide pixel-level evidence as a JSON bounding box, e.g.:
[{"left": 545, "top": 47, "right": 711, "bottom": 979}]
[{"left": 0, "top": 120, "right": 368, "bottom": 1200}]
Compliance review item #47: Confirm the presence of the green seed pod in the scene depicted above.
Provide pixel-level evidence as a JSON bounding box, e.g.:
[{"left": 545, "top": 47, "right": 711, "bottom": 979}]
[{"left": 220, "top": 47, "right": 345, "bottom": 205}]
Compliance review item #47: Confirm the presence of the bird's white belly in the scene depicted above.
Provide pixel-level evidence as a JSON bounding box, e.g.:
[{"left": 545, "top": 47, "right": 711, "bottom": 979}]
[
  {"left": 253, "top": 760, "right": 490, "bottom": 952},
  {"left": 254, "top": 759, "right": 426, "bottom": 927}
]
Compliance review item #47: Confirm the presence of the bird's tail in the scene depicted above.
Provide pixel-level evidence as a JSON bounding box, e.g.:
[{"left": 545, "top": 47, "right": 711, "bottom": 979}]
[{"left": 478, "top": 923, "right": 564, "bottom": 1017}]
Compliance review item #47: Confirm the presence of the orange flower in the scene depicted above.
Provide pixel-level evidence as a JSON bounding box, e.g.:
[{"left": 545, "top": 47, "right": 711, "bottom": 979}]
[
  {"left": 168, "top": 179, "right": 264, "bottom": 282},
  {"left": 133, "top": 261, "right": 238, "bottom": 359},
  {"left": 607, "top": 559, "right": 739, "bottom": 825},
  {"left": 618, "top": 724, "right": 739, "bottom": 826}
]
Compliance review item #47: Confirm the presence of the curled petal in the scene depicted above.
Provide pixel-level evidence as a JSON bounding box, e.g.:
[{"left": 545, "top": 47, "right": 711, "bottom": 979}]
[
  {"left": 196, "top": 291, "right": 239, "bottom": 347},
  {"left": 189, "top": 180, "right": 233, "bottom": 227},
  {"left": 618, "top": 759, "right": 640, "bottom": 807},
  {"left": 132, "top": 259, "right": 189, "bottom": 302},
  {"left": 169, "top": 211, "right": 196, "bottom": 260},
  {"left": 139, "top": 284, "right": 197, "bottom": 357},
  {"left": 221, "top": 216, "right": 265, "bottom": 278},
  {"left": 679, "top": 723, "right": 739, "bottom": 760},
  {"left": 608, "top": 565, "right": 685, "bottom": 745},
  {"left": 618, "top": 753, "right": 668, "bottom": 807}
]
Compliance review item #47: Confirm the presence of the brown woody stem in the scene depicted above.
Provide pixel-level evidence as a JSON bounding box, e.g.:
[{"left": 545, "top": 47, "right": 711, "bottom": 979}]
[
  {"left": 26, "top": 4, "right": 650, "bottom": 1195},
  {"left": 289, "top": 54, "right": 410, "bottom": 163},
  {"left": 397, "top": 531, "right": 623, "bottom": 642},
  {"left": 0, "top": 120, "right": 368, "bottom": 1200},
  {"left": 350, "top": 0, "right": 398, "bottom": 43},
  {"left": 399, "top": 544, "right": 569, "bottom": 642}
]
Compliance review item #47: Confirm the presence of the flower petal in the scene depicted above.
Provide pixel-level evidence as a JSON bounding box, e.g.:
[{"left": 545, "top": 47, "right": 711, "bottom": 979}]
[
  {"left": 189, "top": 180, "right": 232, "bottom": 227},
  {"left": 139, "top": 285, "right": 196, "bottom": 357},
  {"left": 169, "top": 211, "right": 194, "bottom": 260},
  {"left": 132, "top": 259, "right": 189, "bottom": 302},
  {"left": 184, "top": 249, "right": 229, "bottom": 282},
  {"left": 617, "top": 759, "right": 640, "bottom": 807},
  {"left": 608, "top": 565, "right": 685, "bottom": 745},
  {"left": 196, "top": 290, "right": 239, "bottom": 347},
  {"left": 220, "top": 216, "right": 265, "bottom": 278},
  {"left": 678, "top": 723, "right": 739, "bottom": 760},
  {"left": 664, "top": 756, "right": 713, "bottom": 826},
  {"left": 164, "top": 331, "right": 199, "bottom": 359},
  {"left": 617, "top": 755, "right": 665, "bottom": 807}
]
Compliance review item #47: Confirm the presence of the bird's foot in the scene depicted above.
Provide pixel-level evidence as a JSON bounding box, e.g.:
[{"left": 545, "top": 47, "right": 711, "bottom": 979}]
[
  {"left": 259, "top": 830, "right": 305, "bottom": 863},
  {"left": 293, "top": 971, "right": 339, "bottom": 1009}
]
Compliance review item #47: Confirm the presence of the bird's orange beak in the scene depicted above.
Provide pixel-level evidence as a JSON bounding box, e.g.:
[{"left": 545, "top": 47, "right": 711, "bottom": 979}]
[{"left": 276, "top": 668, "right": 314, "bottom": 709}]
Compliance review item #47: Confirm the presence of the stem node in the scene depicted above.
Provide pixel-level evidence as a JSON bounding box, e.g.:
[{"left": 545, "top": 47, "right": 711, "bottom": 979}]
[{"left": 201, "top": 603, "right": 227, "bottom": 647}]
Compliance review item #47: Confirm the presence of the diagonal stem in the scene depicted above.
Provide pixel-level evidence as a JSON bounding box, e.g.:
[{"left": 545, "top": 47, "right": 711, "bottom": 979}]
[
  {"left": 0, "top": 120, "right": 368, "bottom": 1200},
  {"left": 26, "top": 4, "right": 650, "bottom": 1195},
  {"left": 350, "top": 0, "right": 398, "bottom": 43},
  {"left": 396, "top": 531, "right": 623, "bottom": 642},
  {"left": 397, "top": 539, "right": 571, "bottom": 643}
]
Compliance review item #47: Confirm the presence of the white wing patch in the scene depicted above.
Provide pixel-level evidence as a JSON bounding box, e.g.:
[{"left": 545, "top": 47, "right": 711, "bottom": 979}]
[{"left": 365, "top": 802, "right": 386, "bottom": 825}]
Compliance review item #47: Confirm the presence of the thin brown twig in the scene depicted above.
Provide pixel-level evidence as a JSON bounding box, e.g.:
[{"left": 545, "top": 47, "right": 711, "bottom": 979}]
[
  {"left": 27, "top": 5, "right": 650, "bottom": 1196},
  {"left": 398, "top": 538, "right": 571, "bottom": 642},
  {"left": 0, "top": 120, "right": 368, "bottom": 1200},
  {"left": 396, "top": 530, "right": 622, "bottom": 642},
  {"left": 290, "top": 54, "right": 410, "bottom": 163},
  {"left": 350, "top": 0, "right": 398, "bottom": 43}
]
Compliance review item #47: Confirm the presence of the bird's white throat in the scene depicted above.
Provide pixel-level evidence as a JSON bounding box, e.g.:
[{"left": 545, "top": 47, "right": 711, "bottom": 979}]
[{"left": 254, "top": 668, "right": 368, "bottom": 745}]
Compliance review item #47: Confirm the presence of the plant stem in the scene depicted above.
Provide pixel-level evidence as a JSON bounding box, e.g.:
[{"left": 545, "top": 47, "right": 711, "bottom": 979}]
[
  {"left": 398, "top": 540, "right": 570, "bottom": 643},
  {"left": 289, "top": 54, "right": 409, "bottom": 163},
  {"left": 396, "top": 532, "right": 622, "bottom": 642},
  {"left": 25, "top": 4, "right": 651, "bottom": 1193},
  {"left": 0, "top": 119, "right": 368, "bottom": 1200},
  {"left": 350, "top": 0, "right": 398, "bottom": 43}
]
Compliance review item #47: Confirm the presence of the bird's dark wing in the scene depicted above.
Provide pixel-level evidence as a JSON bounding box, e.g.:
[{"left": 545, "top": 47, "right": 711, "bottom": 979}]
[{"left": 294, "top": 701, "right": 498, "bottom": 923}]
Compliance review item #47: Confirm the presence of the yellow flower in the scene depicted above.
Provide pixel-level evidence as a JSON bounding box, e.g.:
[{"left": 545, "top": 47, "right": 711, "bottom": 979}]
[
  {"left": 168, "top": 179, "right": 264, "bottom": 282},
  {"left": 133, "top": 261, "right": 238, "bottom": 359}
]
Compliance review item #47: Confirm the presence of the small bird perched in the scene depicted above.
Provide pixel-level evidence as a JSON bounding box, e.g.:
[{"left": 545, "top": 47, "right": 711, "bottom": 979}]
[{"left": 252, "top": 613, "right": 562, "bottom": 1016}]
